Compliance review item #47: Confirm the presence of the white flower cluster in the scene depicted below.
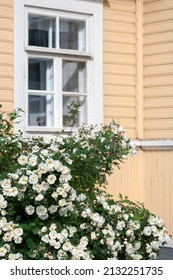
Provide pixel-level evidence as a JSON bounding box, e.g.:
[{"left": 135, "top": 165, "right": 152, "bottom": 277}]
[
  {"left": 0, "top": 150, "right": 77, "bottom": 221},
  {"left": 39, "top": 224, "right": 91, "bottom": 260},
  {"left": 93, "top": 192, "right": 170, "bottom": 260},
  {"left": 0, "top": 122, "right": 170, "bottom": 260},
  {"left": 0, "top": 217, "right": 23, "bottom": 259}
]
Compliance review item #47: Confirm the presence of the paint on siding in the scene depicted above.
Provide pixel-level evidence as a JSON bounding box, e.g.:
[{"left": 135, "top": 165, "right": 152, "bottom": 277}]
[
  {"left": 107, "top": 150, "right": 173, "bottom": 236},
  {"left": 144, "top": 0, "right": 173, "bottom": 139},
  {"left": 103, "top": 0, "right": 136, "bottom": 138},
  {"left": 0, "top": 0, "right": 14, "bottom": 113}
]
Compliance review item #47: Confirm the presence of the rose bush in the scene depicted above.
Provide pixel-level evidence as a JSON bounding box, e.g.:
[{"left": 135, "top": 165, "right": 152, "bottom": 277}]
[{"left": 0, "top": 109, "right": 170, "bottom": 259}]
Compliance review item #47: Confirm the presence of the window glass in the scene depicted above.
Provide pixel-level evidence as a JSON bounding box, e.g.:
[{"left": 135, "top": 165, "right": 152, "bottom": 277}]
[
  {"left": 62, "top": 60, "right": 86, "bottom": 93},
  {"left": 63, "top": 96, "right": 86, "bottom": 127},
  {"left": 28, "top": 58, "right": 54, "bottom": 91},
  {"left": 28, "top": 95, "right": 54, "bottom": 126},
  {"left": 29, "top": 15, "right": 56, "bottom": 48},
  {"left": 60, "top": 19, "right": 86, "bottom": 51}
]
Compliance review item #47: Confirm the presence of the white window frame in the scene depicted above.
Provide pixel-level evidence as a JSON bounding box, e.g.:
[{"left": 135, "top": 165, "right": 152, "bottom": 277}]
[{"left": 14, "top": 0, "right": 103, "bottom": 135}]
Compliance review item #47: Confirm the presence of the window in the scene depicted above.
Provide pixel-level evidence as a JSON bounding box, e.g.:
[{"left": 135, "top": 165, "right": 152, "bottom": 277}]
[{"left": 14, "top": 0, "right": 103, "bottom": 134}]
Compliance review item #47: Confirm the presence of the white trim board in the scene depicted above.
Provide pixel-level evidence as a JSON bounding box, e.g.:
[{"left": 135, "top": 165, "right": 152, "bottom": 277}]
[{"left": 131, "top": 140, "right": 173, "bottom": 151}]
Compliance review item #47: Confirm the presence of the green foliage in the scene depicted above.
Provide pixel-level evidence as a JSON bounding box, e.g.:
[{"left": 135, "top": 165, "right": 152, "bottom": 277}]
[
  {"left": 0, "top": 106, "right": 170, "bottom": 260},
  {"left": 0, "top": 106, "right": 24, "bottom": 178},
  {"left": 66, "top": 100, "right": 81, "bottom": 129}
]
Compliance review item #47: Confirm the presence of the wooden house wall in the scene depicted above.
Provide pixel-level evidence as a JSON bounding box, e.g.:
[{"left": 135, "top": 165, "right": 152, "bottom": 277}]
[
  {"left": 144, "top": 0, "right": 173, "bottom": 139},
  {"left": 103, "top": 0, "right": 136, "bottom": 138},
  {"left": 0, "top": 0, "right": 14, "bottom": 113}
]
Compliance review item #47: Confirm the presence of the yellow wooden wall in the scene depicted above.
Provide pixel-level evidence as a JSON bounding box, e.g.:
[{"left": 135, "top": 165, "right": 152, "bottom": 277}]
[
  {"left": 0, "top": 0, "right": 14, "bottom": 113},
  {"left": 104, "top": 0, "right": 173, "bottom": 236},
  {"left": 107, "top": 150, "right": 173, "bottom": 236},
  {"left": 103, "top": 0, "right": 136, "bottom": 138},
  {"left": 143, "top": 0, "right": 173, "bottom": 139}
]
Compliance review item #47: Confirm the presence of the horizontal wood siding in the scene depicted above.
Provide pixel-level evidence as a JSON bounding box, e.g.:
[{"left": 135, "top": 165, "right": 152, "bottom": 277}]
[
  {"left": 103, "top": 0, "right": 136, "bottom": 138},
  {"left": 107, "top": 150, "right": 173, "bottom": 236},
  {"left": 143, "top": 0, "right": 173, "bottom": 139},
  {"left": 0, "top": 0, "right": 13, "bottom": 113}
]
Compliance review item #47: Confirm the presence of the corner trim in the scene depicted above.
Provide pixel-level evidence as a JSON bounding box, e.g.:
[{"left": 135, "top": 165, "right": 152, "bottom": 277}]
[{"left": 131, "top": 140, "right": 173, "bottom": 151}]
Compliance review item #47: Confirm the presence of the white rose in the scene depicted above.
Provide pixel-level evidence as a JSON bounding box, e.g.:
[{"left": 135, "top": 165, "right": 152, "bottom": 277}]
[
  {"left": 47, "top": 174, "right": 56, "bottom": 185},
  {"left": 13, "top": 228, "right": 23, "bottom": 236},
  {"left": 19, "top": 176, "right": 28, "bottom": 185},
  {"left": 49, "top": 230, "right": 58, "bottom": 240},
  {"left": 29, "top": 174, "right": 39, "bottom": 184},
  {"left": 18, "top": 155, "right": 28, "bottom": 165},
  {"left": 48, "top": 205, "right": 58, "bottom": 214},
  {"left": 29, "top": 156, "right": 38, "bottom": 166},
  {"left": 25, "top": 205, "right": 35, "bottom": 215},
  {"left": 35, "top": 194, "right": 44, "bottom": 201},
  {"left": 148, "top": 215, "right": 157, "bottom": 225},
  {"left": 14, "top": 236, "right": 23, "bottom": 244},
  {"left": 41, "top": 234, "right": 49, "bottom": 243},
  {"left": 0, "top": 247, "right": 7, "bottom": 257},
  {"left": 36, "top": 205, "right": 47, "bottom": 217},
  {"left": 143, "top": 226, "right": 152, "bottom": 236},
  {"left": 59, "top": 199, "right": 66, "bottom": 207},
  {"left": 116, "top": 221, "right": 126, "bottom": 231},
  {"left": 41, "top": 226, "right": 47, "bottom": 233}
]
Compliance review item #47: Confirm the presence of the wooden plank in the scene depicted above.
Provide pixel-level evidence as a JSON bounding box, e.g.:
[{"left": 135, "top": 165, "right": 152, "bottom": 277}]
[
  {"left": 144, "top": 0, "right": 173, "bottom": 14},
  {"left": 104, "top": 117, "right": 136, "bottom": 128},
  {"left": 144, "top": 32, "right": 173, "bottom": 45},
  {"left": 104, "top": 63, "right": 135, "bottom": 76},
  {"left": 144, "top": 129, "right": 173, "bottom": 139},
  {"left": 0, "top": 30, "right": 13, "bottom": 41},
  {"left": 104, "top": 31, "right": 135, "bottom": 44},
  {"left": 104, "top": 53, "right": 135, "bottom": 65},
  {"left": 0, "top": 90, "right": 13, "bottom": 101},
  {"left": 0, "top": 77, "right": 13, "bottom": 89},
  {"left": 144, "top": 97, "right": 173, "bottom": 108},
  {"left": 0, "top": 101, "right": 13, "bottom": 113},
  {"left": 144, "top": 119, "right": 173, "bottom": 129},
  {"left": 104, "top": 106, "right": 135, "bottom": 118},
  {"left": 103, "top": 9, "right": 135, "bottom": 23},
  {"left": 0, "top": 6, "right": 13, "bottom": 18},
  {"left": 144, "top": 64, "right": 173, "bottom": 77},
  {"left": 144, "top": 108, "right": 173, "bottom": 119},
  {"left": 0, "top": 53, "right": 13, "bottom": 64},
  {"left": 144, "top": 0, "right": 158, "bottom": 3},
  {"left": 104, "top": 42, "right": 135, "bottom": 54},
  {"left": 0, "top": 41, "right": 13, "bottom": 53},
  {"left": 144, "top": 9, "right": 173, "bottom": 24},
  {"left": 144, "top": 42, "right": 173, "bottom": 56},
  {"left": 104, "top": 0, "right": 135, "bottom": 13},
  {"left": 0, "top": 17, "right": 13, "bottom": 29},
  {"left": 144, "top": 86, "right": 173, "bottom": 97},
  {"left": 0, "top": 0, "right": 13, "bottom": 6},
  {"left": 144, "top": 53, "right": 173, "bottom": 66},
  {"left": 104, "top": 20, "right": 135, "bottom": 34},
  {"left": 103, "top": 85, "right": 135, "bottom": 96},
  {"left": 144, "top": 21, "right": 173, "bottom": 35},
  {"left": 104, "top": 74, "right": 135, "bottom": 86},
  {"left": 144, "top": 75, "right": 173, "bottom": 87},
  {"left": 104, "top": 96, "right": 135, "bottom": 107},
  {"left": 0, "top": 65, "right": 13, "bottom": 76}
]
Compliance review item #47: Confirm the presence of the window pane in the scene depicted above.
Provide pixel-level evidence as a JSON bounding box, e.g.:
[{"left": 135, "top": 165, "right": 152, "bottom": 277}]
[
  {"left": 62, "top": 60, "right": 86, "bottom": 93},
  {"left": 60, "top": 19, "right": 86, "bottom": 51},
  {"left": 29, "top": 58, "right": 54, "bottom": 91},
  {"left": 63, "top": 96, "right": 86, "bottom": 127},
  {"left": 29, "top": 15, "right": 55, "bottom": 48},
  {"left": 28, "top": 95, "right": 54, "bottom": 126}
]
